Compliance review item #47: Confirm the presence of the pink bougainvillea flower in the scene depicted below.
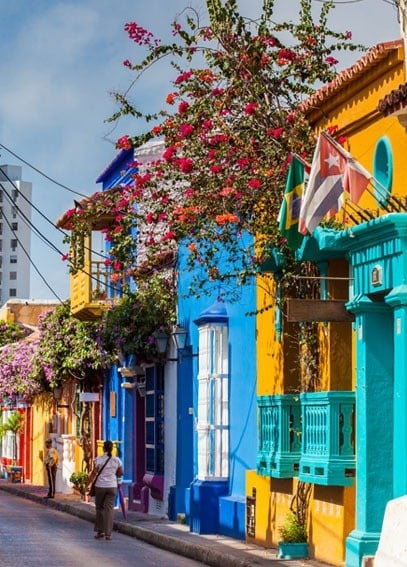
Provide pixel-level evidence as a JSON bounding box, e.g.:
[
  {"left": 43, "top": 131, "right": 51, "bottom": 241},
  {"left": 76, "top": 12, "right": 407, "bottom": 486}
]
[
  {"left": 123, "top": 59, "right": 132, "bottom": 68},
  {"left": 178, "top": 123, "right": 194, "bottom": 138}
]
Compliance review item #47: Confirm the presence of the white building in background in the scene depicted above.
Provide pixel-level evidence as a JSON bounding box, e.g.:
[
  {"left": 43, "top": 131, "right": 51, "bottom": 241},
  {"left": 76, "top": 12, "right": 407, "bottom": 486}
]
[{"left": 0, "top": 165, "right": 32, "bottom": 305}]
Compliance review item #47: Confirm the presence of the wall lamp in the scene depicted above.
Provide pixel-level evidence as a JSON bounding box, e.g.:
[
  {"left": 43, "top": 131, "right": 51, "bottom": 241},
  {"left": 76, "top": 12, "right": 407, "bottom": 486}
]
[
  {"left": 153, "top": 325, "right": 198, "bottom": 363},
  {"left": 117, "top": 365, "right": 146, "bottom": 397},
  {"left": 53, "top": 387, "right": 69, "bottom": 409}
]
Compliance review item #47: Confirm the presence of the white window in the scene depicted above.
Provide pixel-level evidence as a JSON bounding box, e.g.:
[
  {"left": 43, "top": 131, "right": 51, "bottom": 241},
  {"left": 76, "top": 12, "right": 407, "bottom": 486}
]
[{"left": 196, "top": 322, "right": 229, "bottom": 480}]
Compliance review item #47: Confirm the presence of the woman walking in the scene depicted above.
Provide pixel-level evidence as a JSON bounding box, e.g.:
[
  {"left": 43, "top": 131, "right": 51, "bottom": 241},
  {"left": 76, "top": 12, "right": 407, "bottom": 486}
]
[{"left": 91, "top": 440, "right": 123, "bottom": 541}]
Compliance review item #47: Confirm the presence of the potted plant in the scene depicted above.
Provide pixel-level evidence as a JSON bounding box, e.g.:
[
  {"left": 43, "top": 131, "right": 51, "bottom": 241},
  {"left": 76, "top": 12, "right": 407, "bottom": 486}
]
[
  {"left": 69, "top": 471, "right": 89, "bottom": 497},
  {"left": 278, "top": 511, "right": 309, "bottom": 560}
]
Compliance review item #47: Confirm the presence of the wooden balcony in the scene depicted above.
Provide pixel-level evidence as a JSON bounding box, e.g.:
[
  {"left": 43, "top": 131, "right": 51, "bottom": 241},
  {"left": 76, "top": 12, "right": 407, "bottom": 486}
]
[{"left": 70, "top": 260, "right": 122, "bottom": 321}]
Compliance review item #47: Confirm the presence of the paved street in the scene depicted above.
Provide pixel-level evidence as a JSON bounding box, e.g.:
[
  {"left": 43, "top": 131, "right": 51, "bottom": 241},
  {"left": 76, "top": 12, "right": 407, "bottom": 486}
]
[{"left": 0, "top": 490, "right": 202, "bottom": 566}]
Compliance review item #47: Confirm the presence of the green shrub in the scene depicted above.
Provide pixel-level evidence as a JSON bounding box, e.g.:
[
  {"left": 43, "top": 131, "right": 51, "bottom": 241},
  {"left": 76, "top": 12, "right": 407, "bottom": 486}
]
[{"left": 278, "top": 512, "right": 307, "bottom": 543}]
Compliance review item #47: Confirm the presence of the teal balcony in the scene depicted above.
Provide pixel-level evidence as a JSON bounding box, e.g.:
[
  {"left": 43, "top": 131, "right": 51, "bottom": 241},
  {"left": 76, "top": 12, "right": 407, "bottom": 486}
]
[
  {"left": 299, "top": 391, "right": 356, "bottom": 486},
  {"left": 257, "top": 394, "right": 301, "bottom": 478},
  {"left": 257, "top": 391, "right": 356, "bottom": 486}
]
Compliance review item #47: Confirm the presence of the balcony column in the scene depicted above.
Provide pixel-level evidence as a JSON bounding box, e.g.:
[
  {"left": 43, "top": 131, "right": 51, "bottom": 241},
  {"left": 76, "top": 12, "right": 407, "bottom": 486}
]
[
  {"left": 345, "top": 295, "right": 393, "bottom": 567},
  {"left": 386, "top": 285, "right": 407, "bottom": 497}
]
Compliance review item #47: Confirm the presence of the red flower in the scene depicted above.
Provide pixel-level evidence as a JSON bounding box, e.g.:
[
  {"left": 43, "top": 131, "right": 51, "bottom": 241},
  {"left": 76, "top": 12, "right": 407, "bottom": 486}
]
[
  {"left": 162, "top": 231, "right": 175, "bottom": 241},
  {"left": 163, "top": 145, "right": 177, "bottom": 161},
  {"left": 116, "top": 135, "right": 132, "bottom": 150},
  {"left": 146, "top": 212, "right": 155, "bottom": 224},
  {"left": 244, "top": 102, "right": 258, "bottom": 115},
  {"left": 325, "top": 56, "right": 338, "bottom": 66},
  {"left": 210, "top": 164, "right": 223, "bottom": 174},
  {"left": 178, "top": 123, "right": 194, "bottom": 138},
  {"left": 178, "top": 101, "right": 190, "bottom": 114},
  {"left": 178, "top": 157, "right": 194, "bottom": 173},
  {"left": 123, "top": 59, "right": 132, "bottom": 68},
  {"left": 166, "top": 92, "right": 178, "bottom": 104},
  {"left": 175, "top": 70, "right": 193, "bottom": 84},
  {"left": 269, "top": 127, "right": 283, "bottom": 138},
  {"left": 248, "top": 178, "right": 261, "bottom": 189}
]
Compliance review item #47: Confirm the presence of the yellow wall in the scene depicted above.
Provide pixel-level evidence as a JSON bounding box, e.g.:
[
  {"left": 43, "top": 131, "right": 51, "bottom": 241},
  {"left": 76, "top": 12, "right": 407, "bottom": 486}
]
[
  {"left": 250, "top": 43, "right": 406, "bottom": 565},
  {"left": 31, "top": 396, "right": 53, "bottom": 485}
]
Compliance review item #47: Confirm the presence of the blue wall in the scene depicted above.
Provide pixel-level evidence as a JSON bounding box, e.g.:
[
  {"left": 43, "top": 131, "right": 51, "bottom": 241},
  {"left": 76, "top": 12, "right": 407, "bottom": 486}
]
[{"left": 177, "top": 235, "right": 257, "bottom": 537}]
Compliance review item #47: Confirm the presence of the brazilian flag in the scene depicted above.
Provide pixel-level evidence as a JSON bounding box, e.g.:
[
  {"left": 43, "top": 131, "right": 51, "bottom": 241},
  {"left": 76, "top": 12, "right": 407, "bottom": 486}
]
[{"left": 278, "top": 156, "right": 306, "bottom": 250}]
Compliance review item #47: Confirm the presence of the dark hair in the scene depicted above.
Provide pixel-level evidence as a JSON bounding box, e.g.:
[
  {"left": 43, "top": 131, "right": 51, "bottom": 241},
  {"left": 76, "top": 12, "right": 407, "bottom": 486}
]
[{"left": 103, "top": 440, "right": 113, "bottom": 456}]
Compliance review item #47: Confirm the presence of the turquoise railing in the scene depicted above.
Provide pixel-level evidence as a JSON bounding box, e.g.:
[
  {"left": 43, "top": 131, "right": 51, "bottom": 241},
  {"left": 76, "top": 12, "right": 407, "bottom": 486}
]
[
  {"left": 257, "top": 394, "right": 301, "bottom": 478},
  {"left": 256, "top": 391, "right": 356, "bottom": 486},
  {"left": 299, "top": 391, "right": 356, "bottom": 486}
]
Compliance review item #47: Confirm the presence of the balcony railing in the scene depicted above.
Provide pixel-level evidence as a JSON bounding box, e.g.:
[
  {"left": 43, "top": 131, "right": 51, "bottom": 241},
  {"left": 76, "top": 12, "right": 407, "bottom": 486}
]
[
  {"left": 257, "top": 391, "right": 356, "bottom": 486},
  {"left": 70, "top": 260, "right": 124, "bottom": 320},
  {"left": 257, "top": 394, "right": 301, "bottom": 478},
  {"left": 299, "top": 391, "right": 355, "bottom": 486}
]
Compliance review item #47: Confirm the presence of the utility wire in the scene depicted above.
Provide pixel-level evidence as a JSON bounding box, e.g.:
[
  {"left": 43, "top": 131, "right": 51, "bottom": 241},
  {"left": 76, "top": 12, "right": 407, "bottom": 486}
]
[
  {"left": 0, "top": 165, "right": 108, "bottom": 262},
  {"left": 0, "top": 169, "right": 126, "bottom": 297},
  {"left": 0, "top": 191, "right": 63, "bottom": 302},
  {"left": 0, "top": 142, "right": 88, "bottom": 198}
]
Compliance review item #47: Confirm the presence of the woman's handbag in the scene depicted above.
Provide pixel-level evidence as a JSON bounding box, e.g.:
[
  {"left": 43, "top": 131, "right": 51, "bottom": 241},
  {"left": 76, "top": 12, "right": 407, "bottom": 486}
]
[{"left": 87, "top": 456, "right": 111, "bottom": 496}]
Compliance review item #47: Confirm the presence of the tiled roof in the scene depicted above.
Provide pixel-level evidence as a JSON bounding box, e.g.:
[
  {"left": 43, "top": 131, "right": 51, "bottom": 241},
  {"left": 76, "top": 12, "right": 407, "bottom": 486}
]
[
  {"left": 378, "top": 82, "right": 407, "bottom": 116},
  {"left": 301, "top": 39, "right": 404, "bottom": 113}
]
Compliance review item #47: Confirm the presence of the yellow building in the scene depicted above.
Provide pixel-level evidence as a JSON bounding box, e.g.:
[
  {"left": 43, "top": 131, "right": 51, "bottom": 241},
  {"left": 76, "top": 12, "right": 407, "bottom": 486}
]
[{"left": 249, "top": 39, "right": 407, "bottom": 565}]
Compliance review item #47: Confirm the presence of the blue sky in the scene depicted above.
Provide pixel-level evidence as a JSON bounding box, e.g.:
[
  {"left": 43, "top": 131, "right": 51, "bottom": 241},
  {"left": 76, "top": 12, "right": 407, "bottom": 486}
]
[{"left": 0, "top": 0, "right": 401, "bottom": 301}]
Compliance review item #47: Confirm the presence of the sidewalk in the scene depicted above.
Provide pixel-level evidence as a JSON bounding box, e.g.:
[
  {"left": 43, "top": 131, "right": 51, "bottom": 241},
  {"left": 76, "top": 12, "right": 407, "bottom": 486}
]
[{"left": 0, "top": 480, "right": 332, "bottom": 567}]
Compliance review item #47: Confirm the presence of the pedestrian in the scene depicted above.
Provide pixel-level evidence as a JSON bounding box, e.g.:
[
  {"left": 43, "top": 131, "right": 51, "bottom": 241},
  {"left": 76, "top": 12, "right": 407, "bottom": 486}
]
[
  {"left": 44, "top": 438, "right": 59, "bottom": 499},
  {"left": 91, "top": 440, "right": 123, "bottom": 541}
]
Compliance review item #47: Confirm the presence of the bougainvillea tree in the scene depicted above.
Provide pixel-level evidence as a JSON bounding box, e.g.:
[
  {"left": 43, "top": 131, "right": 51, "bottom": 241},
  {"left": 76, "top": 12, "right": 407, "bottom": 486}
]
[
  {"left": 32, "top": 302, "right": 112, "bottom": 389},
  {"left": 0, "top": 341, "right": 42, "bottom": 401},
  {"left": 0, "top": 321, "right": 30, "bottom": 348},
  {"left": 64, "top": 0, "right": 361, "bottom": 298}
]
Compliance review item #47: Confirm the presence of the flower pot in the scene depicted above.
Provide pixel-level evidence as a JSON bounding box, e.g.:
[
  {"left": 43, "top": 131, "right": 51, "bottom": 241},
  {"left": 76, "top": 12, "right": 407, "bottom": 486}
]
[{"left": 277, "top": 542, "right": 309, "bottom": 560}]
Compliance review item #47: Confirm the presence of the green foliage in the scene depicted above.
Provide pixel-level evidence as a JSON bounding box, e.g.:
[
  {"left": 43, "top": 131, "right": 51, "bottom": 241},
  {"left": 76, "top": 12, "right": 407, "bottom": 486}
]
[
  {"left": 69, "top": 471, "right": 89, "bottom": 494},
  {"left": 0, "top": 320, "right": 29, "bottom": 348},
  {"left": 33, "top": 301, "right": 112, "bottom": 389},
  {"left": 97, "top": 272, "right": 176, "bottom": 357},
  {"left": 278, "top": 512, "right": 307, "bottom": 543}
]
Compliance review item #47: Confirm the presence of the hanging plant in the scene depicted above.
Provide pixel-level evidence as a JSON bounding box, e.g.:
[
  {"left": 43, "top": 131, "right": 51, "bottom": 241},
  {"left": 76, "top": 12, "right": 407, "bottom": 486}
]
[{"left": 96, "top": 272, "right": 176, "bottom": 358}]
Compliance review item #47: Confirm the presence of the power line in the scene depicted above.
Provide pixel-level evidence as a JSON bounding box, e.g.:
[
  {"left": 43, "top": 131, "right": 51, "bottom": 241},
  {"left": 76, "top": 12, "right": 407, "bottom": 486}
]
[
  {"left": 0, "top": 142, "right": 88, "bottom": 198},
  {"left": 0, "top": 188, "right": 63, "bottom": 302}
]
